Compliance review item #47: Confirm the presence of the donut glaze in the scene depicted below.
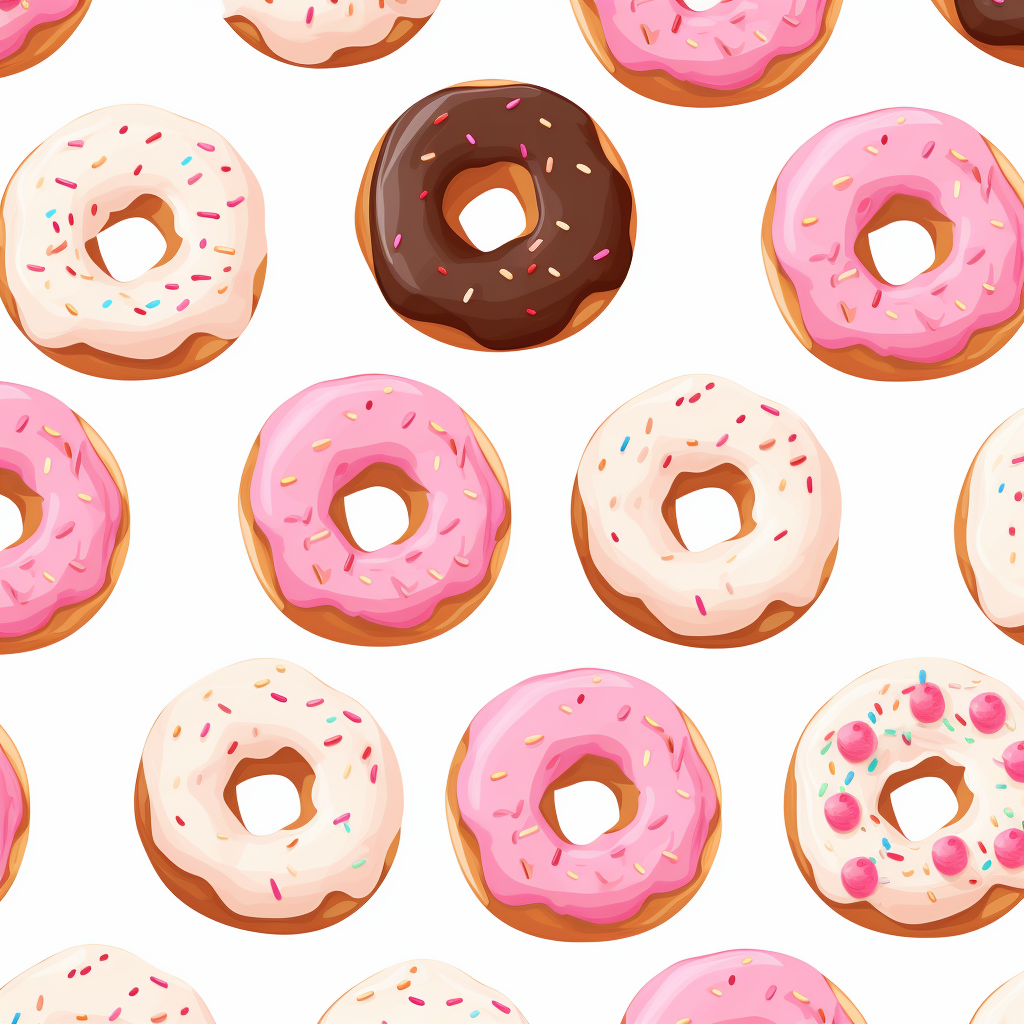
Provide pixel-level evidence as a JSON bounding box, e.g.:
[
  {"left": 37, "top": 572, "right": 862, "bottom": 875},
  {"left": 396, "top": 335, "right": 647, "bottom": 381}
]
[
  {"left": 1, "top": 382, "right": 126, "bottom": 650},
  {"left": 954, "top": 0, "right": 1024, "bottom": 47},
  {"left": 241, "top": 375, "right": 509, "bottom": 645},
  {"left": 767, "top": 108, "right": 1024, "bottom": 378},
  {"left": 0, "top": 945, "right": 215, "bottom": 1023},
  {"left": 448, "top": 669, "right": 719, "bottom": 939},
  {"left": 0, "top": 723, "right": 27, "bottom": 902},
  {"left": 573, "top": 375, "right": 840, "bottom": 647},
  {"left": 788, "top": 658, "right": 1024, "bottom": 936},
  {"left": 624, "top": 950, "right": 861, "bottom": 1024},
  {"left": 972, "top": 972, "right": 1024, "bottom": 1024},
  {"left": 0, "top": 0, "right": 88, "bottom": 76},
  {"left": 0, "top": 104, "right": 266, "bottom": 378},
  {"left": 361, "top": 82, "right": 634, "bottom": 351},
  {"left": 318, "top": 960, "right": 528, "bottom": 1024},
  {"left": 136, "top": 659, "right": 402, "bottom": 933}
]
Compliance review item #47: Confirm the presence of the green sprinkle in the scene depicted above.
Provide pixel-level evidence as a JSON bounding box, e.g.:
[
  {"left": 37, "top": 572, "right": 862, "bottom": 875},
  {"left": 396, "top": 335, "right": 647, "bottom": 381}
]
[
  {"left": 884, "top": 729, "right": 896, "bottom": 736},
  {"left": 942, "top": 718, "right": 954, "bottom": 732},
  {"left": 326, "top": 716, "right": 337, "bottom": 723},
  {"left": 997, "top": 783, "right": 1008, "bottom": 789},
  {"left": 1006, "top": 808, "right": 1015, "bottom": 818},
  {"left": 818, "top": 783, "right": 828, "bottom": 797},
  {"left": 965, "top": 736, "right": 975, "bottom": 744},
  {"left": 352, "top": 859, "right": 366, "bottom": 869},
  {"left": 344, "top": 822, "right": 351, "bottom": 832},
  {"left": 820, "top": 741, "right": 832, "bottom": 755}
]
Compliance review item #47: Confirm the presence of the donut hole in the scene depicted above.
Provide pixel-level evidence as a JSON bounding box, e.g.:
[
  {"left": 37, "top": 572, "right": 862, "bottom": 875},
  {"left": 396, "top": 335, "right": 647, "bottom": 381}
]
[
  {"left": 329, "top": 463, "right": 427, "bottom": 552},
  {"left": 855, "top": 194, "right": 954, "bottom": 287},
  {"left": 538, "top": 754, "right": 640, "bottom": 846},
  {"left": 877, "top": 757, "right": 973, "bottom": 842},
  {"left": 84, "top": 194, "right": 182, "bottom": 283},
  {"left": 682, "top": 0, "right": 722, "bottom": 9},
  {"left": 443, "top": 162, "right": 539, "bottom": 252},
  {"left": 0, "top": 469, "right": 42, "bottom": 550},
  {"left": 662, "top": 465, "right": 755, "bottom": 551},
  {"left": 223, "top": 747, "right": 317, "bottom": 836}
]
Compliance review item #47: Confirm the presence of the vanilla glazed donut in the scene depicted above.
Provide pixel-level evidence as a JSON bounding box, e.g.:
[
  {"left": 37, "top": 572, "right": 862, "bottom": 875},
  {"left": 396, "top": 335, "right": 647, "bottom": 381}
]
[
  {"left": 572, "top": 374, "right": 840, "bottom": 647},
  {"left": 764, "top": 107, "right": 1024, "bottom": 381},
  {"left": 356, "top": 80, "right": 635, "bottom": 351},
  {"left": 1, "top": 382, "right": 129, "bottom": 654},
  {"left": 972, "top": 972, "right": 1024, "bottom": 1024},
  {"left": 932, "top": 0, "right": 1024, "bottom": 68},
  {"left": 446, "top": 669, "right": 721, "bottom": 940},
  {"left": 135, "top": 658, "right": 402, "bottom": 933},
  {"left": 0, "top": 104, "right": 267, "bottom": 379},
  {"left": 223, "top": 0, "right": 440, "bottom": 68},
  {"left": 570, "top": 0, "right": 843, "bottom": 107},
  {"left": 623, "top": 949, "right": 867, "bottom": 1024},
  {"left": 786, "top": 658, "right": 1024, "bottom": 937},
  {"left": 0, "top": 721, "right": 29, "bottom": 904},
  {"left": 955, "top": 405, "right": 1024, "bottom": 643},
  {"left": 318, "top": 960, "right": 528, "bottom": 1024},
  {"left": 0, "top": 0, "right": 90, "bottom": 78},
  {"left": 0, "top": 945, "right": 215, "bottom": 1022},
  {"left": 239, "top": 374, "right": 510, "bottom": 646}
]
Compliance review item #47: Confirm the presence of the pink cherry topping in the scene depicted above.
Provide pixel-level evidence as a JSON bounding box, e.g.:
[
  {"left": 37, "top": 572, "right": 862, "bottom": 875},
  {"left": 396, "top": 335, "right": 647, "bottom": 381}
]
[
  {"left": 836, "top": 721, "right": 877, "bottom": 764},
  {"left": 823, "top": 792, "right": 861, "bottom": 833},
  {"left": 994, "top": 829, "right": 1024, "bottom": 869},
  {"left": 840, "top": 857, "right": 878, "bottom": 899},
  {"left": 969, "top": 692, "right": 1007, "bottom": 734},
  {"left": 931, "top": 835, "right": 968, "bottom": 877},
  {"left": 1003, "top": 741, "right": 1024, "bottom": 783},
  {"left": 910, "top": 683, "right": 945, "bottom": 723}
]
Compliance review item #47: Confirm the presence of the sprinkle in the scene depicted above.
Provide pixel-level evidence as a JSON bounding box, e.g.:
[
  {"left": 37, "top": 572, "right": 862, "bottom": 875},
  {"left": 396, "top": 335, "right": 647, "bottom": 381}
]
[
  {"left": 312, "top": 438, "right": 331, "bottom": 451},
  {"left": 556, "top": 221, "right": 570, "bottom": 231},
  {"left": 420, "top": 152, "right": 436, "bottom": 161},
  {"left": 359, "top": 575, "right": 372, "bottom": 585},
  {"left": 793, "top": 992, "right": 810, "bottom": 1004},
  {"left": 950, "top": 149, "right": 968, "bottom": 161},
  {"left": 518, "top": 825, "right": 539, "bottom": 838},
  {"left": 676, "top": 789, "right": 690, "bottom": 798},
  {"left": 634, "top": 862, "right": 646, "bottom": 874},
  {"left": 695, "top": 595, "right": 707, "bottom": 616},
  {"left": 506, "top": 98, "right": 521, "bottom": 109},
  {"left": 466, "top": 134, "right": 476, "bottom": 145},
  {"left": 548, "top": 267, "right": 561, "bottom": 277},
  {"left": 280, "top": 476, "right": 297, "bottom": 486},
  {"left": 992, "top": 220, "right": 1005, "bottom": 229},
  {"left": 490, "top": 771, "right": 507, "bottom": 781},
  {"left": 525, "top": 734, "right": 543, "bottom": 745},
  {"left": 576, "top": 163, "right": 591, "bottom": 174},
  {"left": 594, "top": 248, "right": 610, "bottom": 260},
  {"left": 662, "top": 850, "right": 678, "bottom": 862},
  {"left": 566, "top": 870, "right": 579, "bottom": 879},
  {"left": 754, "top": 28, "right": 767, "bottom": 40},
  {"left": 463, "top": 288, "right": 474, "bottom": 303},
  {"left": 833, "top": 176, "right": 853, "bottom": 190},
  {"left": 540, "top": 118, "right": 552, "bottom": 128},
  {"left": 885, "top": 310, "right": 898, "bottom": 319},
  {"left": 802, "top": 217, "right": 818, "bottom": 226},
  {"left": 499, "top": 268, "right": 513, "bottom": 280},
  {"left": 393, "top": 234, "right": 401, "bottom": 249}
]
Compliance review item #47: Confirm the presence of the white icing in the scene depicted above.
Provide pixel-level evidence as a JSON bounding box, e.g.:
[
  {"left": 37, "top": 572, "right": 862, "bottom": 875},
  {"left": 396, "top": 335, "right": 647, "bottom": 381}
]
[{"left": 973, "top": 972, "right": 1024, "bottom": 1024}]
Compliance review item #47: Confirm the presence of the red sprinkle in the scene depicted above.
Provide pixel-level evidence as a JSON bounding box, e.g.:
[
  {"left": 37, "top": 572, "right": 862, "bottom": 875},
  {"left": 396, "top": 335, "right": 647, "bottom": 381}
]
[
  {"left": 146, "top": 132, "right": 162, "bottom": 144},
  {"left": 434, "top": 113, "right": 449, "bottom": 124},
  {"left": 324, "top": 735, "right": 343, "bottom": 747}
]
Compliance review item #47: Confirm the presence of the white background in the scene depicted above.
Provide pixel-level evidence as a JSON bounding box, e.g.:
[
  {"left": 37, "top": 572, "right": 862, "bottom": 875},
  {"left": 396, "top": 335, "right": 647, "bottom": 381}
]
[{"left": 2, "top": 0, "right": 1024, "bottom": 1021}]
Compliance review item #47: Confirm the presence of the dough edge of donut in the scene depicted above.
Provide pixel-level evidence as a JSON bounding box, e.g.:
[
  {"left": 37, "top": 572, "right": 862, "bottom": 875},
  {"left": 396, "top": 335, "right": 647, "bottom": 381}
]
[{"left": 0, "top": 0, "right": 91, "bottom": 79}]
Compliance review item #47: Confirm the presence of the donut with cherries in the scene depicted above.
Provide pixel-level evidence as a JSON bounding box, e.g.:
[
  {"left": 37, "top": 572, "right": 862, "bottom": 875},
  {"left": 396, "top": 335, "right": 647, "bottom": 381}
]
[
  {"left": 1, "top": 382, "right": 129, "bottom": 653},
  {"left": 446, "top": 669, "right": 720, "bottom": 940},
  {"left": 572, "top": 374, "right": 840, "bottom": 647},
  {"left": 136, "top": 658, "right": 402, "bottom": 933},
  {"left": 356, "top": 81, "right": 635, "bottom": 351},
  {"left": 623, "top": 949, "right": 866, "bottom": 1024},
  {"left": 223, "top": 0, "right": 440, "bottom": 68},
  {"left": 318, "top": 960, "right": 528, "bottom": 1024},
  {"left": 571, "top": 0, "right": 844, "bottom": 107},
  {"left": 764, "top": 107, "right": 1024, "bottom": 380},
  {"left": 972, "top": 972, "right": 1024, "bottom": 1024},
  {"left": 932, "top": 0, "right": 1024, "bottom": 68},
  {"left": 786, "top": 658, "right": 1024, "bottom": 936},
  {"left": 239, "top": 375, "right": 510, "bottom": 645},
  {"left": 0, "top": 0, "right": 90, "bottom": 78},
  {"left": 955, "top": 405, "right": 1024, "bottom": 642},
  {"left": 0, "top": 104, "right": 266, "bottom": 379},
  {"left": 0, "top": 721, "right": 28, "bottom": 904}
]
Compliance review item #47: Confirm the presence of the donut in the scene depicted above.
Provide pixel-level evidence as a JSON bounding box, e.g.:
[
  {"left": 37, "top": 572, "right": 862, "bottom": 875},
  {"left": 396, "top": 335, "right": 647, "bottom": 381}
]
[
  {"left": 0, "top": 0, "right": 89, "bottom": 78},
  {"left": 446, "top": 669, "right": 721, "bottom": 940},
  {"left": 622, "top": 949, "right": 866, "bottom": 1024},
  {"left": 786, "top": 658, "right": 1024, "bottom": 937},
  {"left": 355, "top": 80, "right": 635, "bottom": 352},
  {"left": 1, "top": 382, "right": 129, "bottom": 653},
  {"left": 932, "top": 0, "right": 1024, "bottom": 68},
  {"left": 0, "top": 945, "right": 215, "bottom": 1022},
  {"left": 317, "top": 960, "right": 528, "bottom": 1024},
  {"left": 135, "top": 658, "right": 402, "bottom": 933},
  {"left": 239, "top": 375, "right": 510, "bottom": 646},
  {"left": 223, "top": 0, "right": 440, "bottom": 68},
  {"left": 0, "top": 721, "right": 28, "bottom": 904},
  {"left": 0, "top": 104, "right": 267, "bottom": 380},
  {"left": 570, "top": 0, "right": 843, "bottom": 107},
  {"left": 572, "top": 374, "right": 840, "bottom": 648},
  {"left": 972, "top": 972, "right": 1024, "bottom": 1024},
  {"left": 763, "top": 107, "right": 1024, "bottom": 381}
]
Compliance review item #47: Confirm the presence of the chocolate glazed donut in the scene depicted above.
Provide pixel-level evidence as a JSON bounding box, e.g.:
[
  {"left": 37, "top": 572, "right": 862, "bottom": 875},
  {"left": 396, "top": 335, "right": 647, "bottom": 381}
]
[
  {"left": 358, "top": 82, "right": 635, "bottom": 351},
  {"left": 954, "top": 0, "right": 1024, "bottom": 45}
]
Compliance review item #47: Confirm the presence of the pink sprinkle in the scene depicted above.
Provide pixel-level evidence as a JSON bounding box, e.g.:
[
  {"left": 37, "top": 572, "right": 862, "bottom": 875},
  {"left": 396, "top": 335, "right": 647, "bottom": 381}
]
[
  {"left": 55, "top": 522, "right": 74, "bottom": 538},
  {"left": 695, "top": 595, "right": 707, "bottom": 616},
  {"left": 55, "top": 178, "right": 77, "bottom": 189},
  {"left": 187, "top": 173, "right": 202, "bottom": 185},
  {"left": 774, "top": 530, "right": 788, "bottom": 541},
  {"left": 217, "top": 703, "right": 231, "bottom": 714},
  {"left": 370, "top": 764, "right": 378, "bottom": 783},
  {"left": 409, "top": 998, "right": 425, "bottom": 1006},
  {"left": 176, "top": 299, "right": 190, "bottom": 311},
  {"left": 197, "top": 211, "right": 220, "bottom": 219},
  {"left": 447, "top": 999, "right": 464, "bottom": 1006},
  {"left": 270, "top": 692, "right": 287, "bottom": 702},
  {"left": 466, "top": 134, "right": 476, "bottom": 144},
  {"left": 306, "top": 698, "right": 324, "bottom": 707},
  {"left": 506, "top": 98, "right": 521, "bottom": 109},
  {"left": 110, "top": 1009, "right": 122, "bottom": 1021},
  {"left": 151, "top": 978, "right": 168, "bottom": 989},
  {"left": 27, "top": 264, "right": 45, "bottom": 272},
  {"left": 333, "top": 813, "right": 351, "bottom": 824},
  {"left": 197, "top": 142, "right": 215, "bottom": 152},
  {"left": 270, "top": 878, "right": 282, "bottom": 900},
  {"left": 200, "top": 238, "right": 207, "bottom": 248},
  {"left": 198, "top": 723, "right": 211, "bottom": 739},
  {"left": 14, "top": 415, "right": 28, "bottom": 433},
  {"left": 716, "top": 434, "right": 728, "bottom": 447},
  {"left": 68, "top": 560, "right": 86, "bottom": 573},
  {"left": 68, "top": 140, "right": 84, "bottom": 147},
  {"left": 394, "top": 234, "right": 402, "bottom": 249},
  {"left": 594, "top": 248, "right": 610, "bottom": 260},
  {"left": 343, "top": 710, "right": 362, "bottom": 723},
  {"left": 520, "top": 144, "right": 528, "bottom": 158},
  {"left": 226, "top": 196, "right": 245, "bottom": 207},
  {"left": 761, "top": 404, "right": 780, "bottom": 416},
  {"left": 493, "top": 1002, "right": 511, "bottom": 1014},
  {"left": 324, "top": 735, "right": 343, "bottom": 747},
  {"left": 306, "top": 4, "right": 313, "bottom": 21}
]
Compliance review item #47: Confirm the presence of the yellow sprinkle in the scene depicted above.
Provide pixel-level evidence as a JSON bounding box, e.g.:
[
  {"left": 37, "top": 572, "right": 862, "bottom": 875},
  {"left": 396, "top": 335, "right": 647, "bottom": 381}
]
[
  {"left": 490, "top": 771, "right": 507, "bottom": 781},
  {"left": 43, "top": 425, "right": 60, "bottom": 436},
  {"left": 280, "top": 476, "right": 297, "bottom": 486},
  {"left": 556, "top": 221, "right": 570, "bottom": 231},
  {"left": 518, "top": 825, "right": 539, "bottom": 838},
  {"left": 539, "top": 118, "right": 552, "bottom": 128},
  {"left": 676, "top": 789, "right": 690, "bottom": 798},
  {"left": 927, "top": 890, "right": 937, "bottom": 902},
  {"left": 992, "top": 220, "right": 1005, "bottom": 228},
  {"left": 254, "top": 678, "right": 270, "bottom": 688},
  {"left": 463, "top": 489, "right": 477, "bottom": 498},
  {"left": 559, "top": 705, "right": 573, "bottom": 714},
  {"left": 954, "top": 180, "right": 961, "bottom": 198},
  {"left": 983, "top": 283, "right": 995, "bottom": 292},
  {"left": 525, "top": 734, "right": 544, "bottom": 745},
  {"left": 65, "top": 303, "right": 78, "bottom": 315},
  {"left": 662, "top": 850, "right": 678, "bottom": 862},
  {"left": 356, "top": 992, "right": 374, "bottom": 1002},
  {"left": 837, "top": 269, "right": 858, "bottom": 282},
  {"left": 593, "top": 676, "right": 602, "bottom": 683},
  {"left": 173, "top": 775, "right": 180, "bottom": 787},
  {"left": 43, "top": 457, "right": 51, "bottom": 474},
  {"left": 686, "top": 37, "right": 698, "bottom": 47},
  {"left": 428, "top": 568, "right": 444, "bottom": 580},
  {"left": 214, "top": 246, "right": 236, "bottom": 255},
  {"left": 433, "top": 455, "right": 440, "bottom": 470},
  {"left": 312, "top": 438, "right": 331, "bottom": 451},
  {"left": 832, "top": 176, "right": 852, "bottom": 189},
  {"left": 77, "top": 493, "right": 92, "bottom": 501},
  {"left": 955, "top": 299, "right": 967, "bottom": 310},
  {"left": 359, "top": 575, "right": 372, "bottom": 585},
  {"left": 950, "top": 149, "right": 968, "bottom": 161},
  {"left": 343, "top": 764, "right": 352, "bottom": 778},
  {"left": 634, "top": 862, "right": 646, "bottom": 874},
  {"left": 203, "top": 690, "right": 212, "bottom": 700},
  {"left": 885, "top": 310, "right": 898, "bottom": 319},
  {"left": 566, "top": 870, "right": 579, "bottom": 879},
  {"left": 345, "top": 411, "right": 357, "bottom": 420},
  {"left": 217, "top": 833, "right": 228, "bottom": 840},
  {"left": 287, "top": 864, "right": 297, "bottom": 877},
  {"left": 865, "top": 145, "right": 879, "bottom": 155},
  {"left": 383, "top": 386, "right": 393, "bottom": 394},
  {"left": 1012, "top": 552, "right": 1017, "bottom": 564},
  {"left": 677, "top": 1020, "right": 692, "bottom": 1024},
  {"left": 793, "top": 992, "right": 810, "bottom": 1004},
  {"left": 779, "top": 479, "right": 787, "bottom": 491},
  {"left": 711, "top": 989, "right": 723, "bottom": 997},
  {"left": 576, "top": 163, "right": 591, "bottom": 174},
  {"left": 824, "top": 839, "right": 833, "bottom": 851},
  {"left": 499, "top": 268, "right": 513, "bottom": 280},
  {"left": 897, "top": 116, "right": 906, "bottom": 124},
  {"left": 309, "top": 530, "right": 330, "bottom": 543},
  {"left": 420, "top": 152, "right": 436, "bottom": 161},
  {"left": 643, "top": 749, "right": 651, "bottom": 766},
  {"left": 645, "top": 716, "right": 662, "bottom": 729},
  {"left": 801, "top": 216, "right": 818, "bottom": 226},
  {"left": 754, "top": 29, "right": 767, "bottom": 41},
  {"left": 741, "top": 958, "right": 753, "bottom": 965},
  {"left": 43, "top": 571, "right": 54, "bottom": 583}
]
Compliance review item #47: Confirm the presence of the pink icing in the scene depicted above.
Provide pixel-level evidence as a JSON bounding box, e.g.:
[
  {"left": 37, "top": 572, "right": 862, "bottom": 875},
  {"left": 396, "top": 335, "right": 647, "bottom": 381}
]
[
  {"left": 932, "top": 835, "right": 969, "bottom": 877},
  {"left": 1, "top": 383, "right": 123, "bottom": 640},
  {"left": 835, "top": 721, "right": 876, "bottom": 763},
  {"left": 772, "top": 108, "right": 1024, "bottom": 363},
  {"left": 248, "top": 376, "right": 506, "bottom": 630},
  {"left": 823, "top": 792, "right": 860, "bottom": 833},
  {"left": 455, "top": 669, "right": 717, "bottom": 925},
  {"left": 0, "top": 742, "right": 23, "bottom": 886},
  {"left": 840, "top": 856, "right": 878, "bottom": 899},
  {"left": 1005, "top": 741, "right": 1024, "bottom": 783},
  {"left": 624, "top": 949, "right": 854, "bottom": 1024},
  {"left": 910, "top": 682, "right": 946, "bottom": 723},
  {"left": 0, "top": 0, "right": 79, "bottom": 61},
  {"left": 971, "top": 692, "right": 1008, "bottom": 733},
  {"left": 995, "top": 828, "right": 1024, "bottom": 869},
  {"left": 588, "top": 0, "right": 830, "bottom": 92}
]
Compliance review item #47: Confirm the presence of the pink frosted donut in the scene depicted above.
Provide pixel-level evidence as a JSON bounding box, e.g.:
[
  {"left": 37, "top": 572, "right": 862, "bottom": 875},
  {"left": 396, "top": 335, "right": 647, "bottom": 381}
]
[
  {"left": 787, "top": 658, "right": 1024, "bottom": 936},
  {"left": 239, "top": 375, "right": 510, "bottom": 646},
  {"left": 0, "top": 721, "right": 28, "bottom": 905},
  {"left": 1, "top": 382, "right": 128, "bottom": 653},
  {"left": 765, "top": 107, "right": 1024, "bottom": 380},
  {"left": 0, "top": 0, "right": 89, "bottom": 77},
  {"left": 447, "top": 669, "right": 720, "bottom": 940},
  {"left": 622, "top": 949, "right": 865, "bottom": 1024},
  {"left": 570, "top": 0, "right": 843, "bottom": 107}
]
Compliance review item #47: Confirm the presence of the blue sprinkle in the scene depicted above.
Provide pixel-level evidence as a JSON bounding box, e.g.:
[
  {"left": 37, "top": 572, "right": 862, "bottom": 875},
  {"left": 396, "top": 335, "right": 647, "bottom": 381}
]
[
  {"left": 983, "top": 859, "right": 992, "bottom": 870},
  {"left": 45, "top": 209, "right": 56, "bottom": 218},
  {"left": 620, "top": 436, "right": 630, "bottom": 452},
  {"left": 868, "top": 711, "right": 877, "bottom": 724},
  {"left": 997, "top": 783, "right": 1008, "bottom": 789},
  {"left": 868, "top": 757, "right": 878, "bottom": 772},
  {"left": 882, "top": 837, "right": 891, "bottom": 850},
  {"left": 13, "top": 1014, "right": 22, "bottom": 1024},
  {"left": 102, "top": 299, "right": 113, "bottom": 308},
  {"left": 869, "top": 856, "right": 877, "bottom": 863},
  {"left": 999, "top": 483, "right": 1006, "bottom": 493},
  {"left": 344, "top": 822, "right": 351, "bottom": 833},
  {"left": 326, "top": 715, "right": 337, "bottom": 723},
  {"left": 145, "top": 299, "right": 160, "bottom": 309},
  {"left": 181, "top": 156, "right": 193, "bottom": 165},
  {"left": 919, "top": 669, "right": 926, "bottom": 683},
  {"left": 471, "top": 1013, "right": 480, "bottom": 1019},
  {"left": 844, "top": 771, "right": 854, "bottom": 785}
]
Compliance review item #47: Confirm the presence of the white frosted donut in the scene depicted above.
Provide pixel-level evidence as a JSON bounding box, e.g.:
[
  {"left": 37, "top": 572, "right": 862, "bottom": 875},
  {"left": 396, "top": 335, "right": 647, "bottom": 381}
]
[
  {"left": 0, "top": 945, "right": 215, "bottom": 1022},
  {"left": 0, "top": 104, "right": 266, "bottom": 379},
  {"left": 973, "top": 972, "right": 1024, "bottom": 1024},
  {"left": 318, "top": 960, "right": 528, "bottom": 1024},
  {"left": 788, "top": 658, "right": 1024, "bottom": 936},
  {"left": 572, "top": 374, "right": 841, "bottom": 647},
  {"left": 136, "top": 658, "right": 403, "bottom": 933},
  {"left": 957, "top": 406, "right": 1024, "bottom": 642}
]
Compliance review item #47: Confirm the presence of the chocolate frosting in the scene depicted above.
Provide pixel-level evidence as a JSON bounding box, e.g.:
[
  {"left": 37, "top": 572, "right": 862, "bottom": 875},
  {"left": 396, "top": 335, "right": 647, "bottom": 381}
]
[
  {"left": 368, "top": 84, "right": 633, "bottom": 351},
  {"left": 954, "top": 0, "right": 1024, "bottom": 45}
]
